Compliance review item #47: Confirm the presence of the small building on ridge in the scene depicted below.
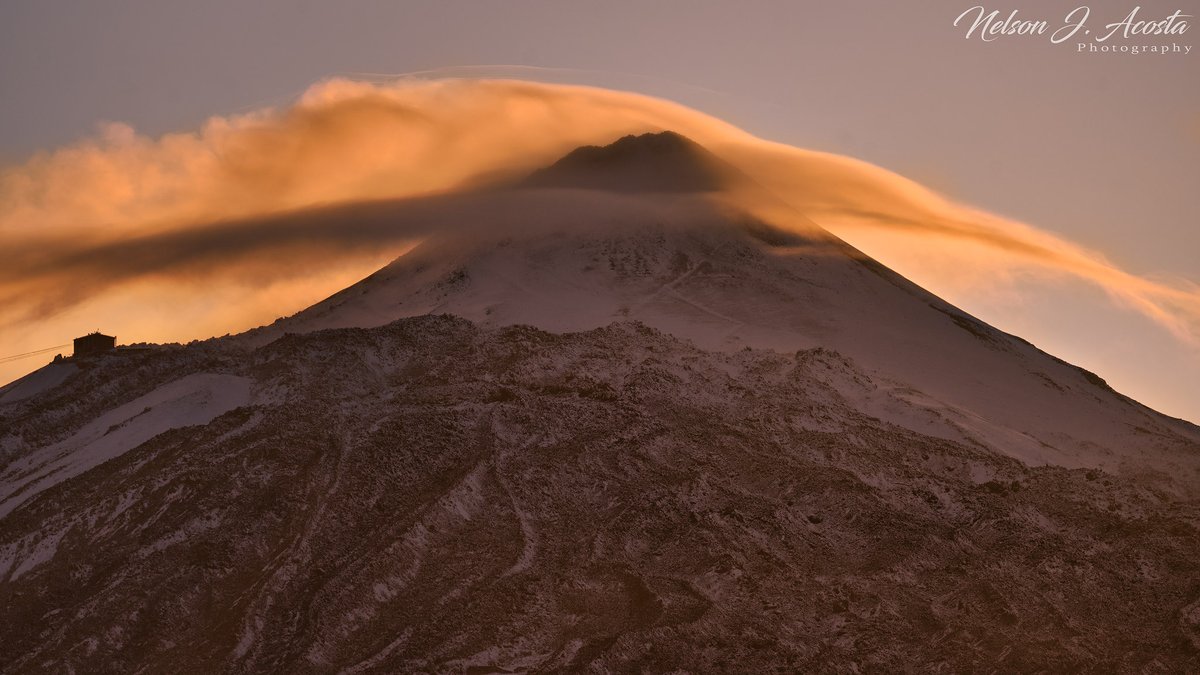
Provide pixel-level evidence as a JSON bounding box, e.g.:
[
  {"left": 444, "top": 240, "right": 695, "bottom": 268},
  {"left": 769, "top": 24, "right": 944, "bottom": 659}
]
[{"left": 74, "top": 332, "right": 115, "bottom": 357}]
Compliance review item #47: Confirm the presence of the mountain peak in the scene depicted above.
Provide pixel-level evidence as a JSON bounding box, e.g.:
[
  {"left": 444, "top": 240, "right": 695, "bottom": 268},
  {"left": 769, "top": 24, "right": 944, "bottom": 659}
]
[
  {"left": 521, "top": 131, "right": 744, "bottom": 193},
  {"left": 593, "top": 130, "right": 701, "bottom": 155}
]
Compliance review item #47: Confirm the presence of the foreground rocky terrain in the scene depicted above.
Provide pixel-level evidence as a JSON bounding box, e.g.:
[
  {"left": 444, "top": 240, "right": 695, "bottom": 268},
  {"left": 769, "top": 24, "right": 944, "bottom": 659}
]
[{"left": 2, "top": 316, "right": 1199, "bottom": 672}]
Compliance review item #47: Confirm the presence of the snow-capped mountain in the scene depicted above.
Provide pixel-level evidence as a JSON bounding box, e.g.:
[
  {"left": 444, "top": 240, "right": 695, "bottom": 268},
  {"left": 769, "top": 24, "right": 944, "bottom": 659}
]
[
  {"left": 252, "top": 132, "right": 1200, "bottom": 492},
  {"left": 1, "top": 132, "right": 1198, "bottom": 672}
]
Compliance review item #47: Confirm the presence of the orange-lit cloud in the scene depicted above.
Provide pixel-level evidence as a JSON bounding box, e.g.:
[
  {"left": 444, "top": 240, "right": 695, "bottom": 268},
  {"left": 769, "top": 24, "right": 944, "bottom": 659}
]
[{"left": 0, "top": 78, "right": 1197, "bottom": 387}]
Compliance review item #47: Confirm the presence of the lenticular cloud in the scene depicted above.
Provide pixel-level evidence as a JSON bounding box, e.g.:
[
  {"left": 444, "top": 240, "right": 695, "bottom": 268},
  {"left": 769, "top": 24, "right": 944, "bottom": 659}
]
[{"left": 0, "top": 77, "right": 1197, "bottom": 346}]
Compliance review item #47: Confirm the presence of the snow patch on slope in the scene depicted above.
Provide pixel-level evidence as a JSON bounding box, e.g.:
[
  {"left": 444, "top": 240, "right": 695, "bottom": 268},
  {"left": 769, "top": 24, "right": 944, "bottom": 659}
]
[
  {"left": 0, "top": 526, "right": 67, "bottom": 581},
  {"left": 0, "top": 373, "right": 253, "bottom": 520},
  {"left": 0, "top": 363, "right": 78, "bottom": 405}
]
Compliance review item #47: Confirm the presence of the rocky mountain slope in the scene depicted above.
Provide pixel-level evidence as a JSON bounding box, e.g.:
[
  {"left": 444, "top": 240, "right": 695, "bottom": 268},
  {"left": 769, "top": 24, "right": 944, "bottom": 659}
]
[
  {"left": 246, "top": 134, "right": 1200, "bottom": 494},
  {"left": 2, "top": 317, "right": 1199, "bottom": 672},
  {"left": 1, "top": 132, "right": 1198, "bottom": 672}
]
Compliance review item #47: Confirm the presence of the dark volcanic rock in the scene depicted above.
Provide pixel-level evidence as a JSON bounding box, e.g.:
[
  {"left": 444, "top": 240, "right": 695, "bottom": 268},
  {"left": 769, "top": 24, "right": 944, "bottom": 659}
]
[{"left": 1, "top": 316, "right": 1198, "bottom": 672}]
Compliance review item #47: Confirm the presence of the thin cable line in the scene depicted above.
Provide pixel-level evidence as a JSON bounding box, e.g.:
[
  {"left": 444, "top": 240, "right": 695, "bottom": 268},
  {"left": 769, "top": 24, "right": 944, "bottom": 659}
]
[{"left": 0, "top": 344, "right": 70, "bottom": 364}]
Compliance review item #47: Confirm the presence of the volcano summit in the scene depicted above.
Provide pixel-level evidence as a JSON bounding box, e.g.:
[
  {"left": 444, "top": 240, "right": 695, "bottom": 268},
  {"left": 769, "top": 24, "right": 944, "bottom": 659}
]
[{"left": 1, "top": 133, "right": 1198, "bottom": 673}]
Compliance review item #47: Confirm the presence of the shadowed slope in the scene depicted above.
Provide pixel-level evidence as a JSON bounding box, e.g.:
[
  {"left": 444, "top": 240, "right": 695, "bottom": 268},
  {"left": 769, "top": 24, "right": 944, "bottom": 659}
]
[{"left": 2, "top": 317, "right": 1199, "bottom": 672}]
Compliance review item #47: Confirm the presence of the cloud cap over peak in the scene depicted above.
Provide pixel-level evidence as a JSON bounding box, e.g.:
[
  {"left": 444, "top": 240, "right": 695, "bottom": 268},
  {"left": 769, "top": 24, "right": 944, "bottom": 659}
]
[
  {"left": 1, "top": 77, "right": 1198, "bottom": 420},
  {"left": 521, "top": 131, "right": 747, "bottom": 194}
]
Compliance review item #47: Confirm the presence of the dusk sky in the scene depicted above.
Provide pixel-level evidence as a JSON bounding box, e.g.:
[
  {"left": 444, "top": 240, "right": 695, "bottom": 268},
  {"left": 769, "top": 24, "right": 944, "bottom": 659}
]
[{"left": 1, "top": 0, "right": 1197, "bottom": 419}]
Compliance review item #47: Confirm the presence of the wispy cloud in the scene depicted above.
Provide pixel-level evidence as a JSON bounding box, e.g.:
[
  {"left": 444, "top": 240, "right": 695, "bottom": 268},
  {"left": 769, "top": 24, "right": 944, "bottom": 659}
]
[{"left": 0, "top": 77, "right": 1196, "bottom": 364}]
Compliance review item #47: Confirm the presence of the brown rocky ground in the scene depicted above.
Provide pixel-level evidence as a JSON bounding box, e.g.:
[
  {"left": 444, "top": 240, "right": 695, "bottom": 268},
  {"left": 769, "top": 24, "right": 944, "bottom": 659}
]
[{"left": 1, "top": 316, "right": 1198, "bottom": 672}]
